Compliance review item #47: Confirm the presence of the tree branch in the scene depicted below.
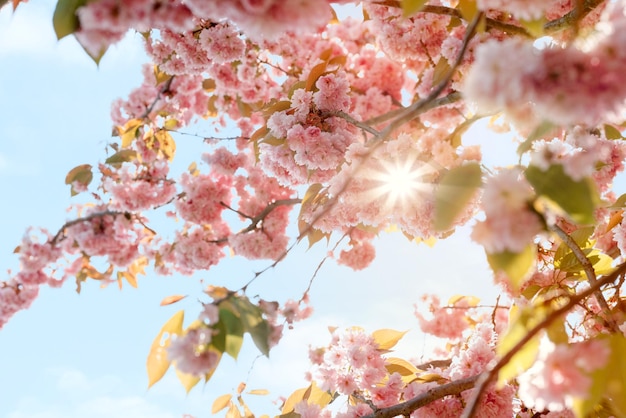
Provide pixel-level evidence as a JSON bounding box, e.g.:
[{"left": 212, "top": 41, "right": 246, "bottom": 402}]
[
  {"left": 51, "top": 210, "right": 128, "bottom": 245},
  {"left": 377, "top": 13, "right": 482, "bottom": 141},
  {"left": 461, "top": 260, "right": 626, "bottom": 418}
]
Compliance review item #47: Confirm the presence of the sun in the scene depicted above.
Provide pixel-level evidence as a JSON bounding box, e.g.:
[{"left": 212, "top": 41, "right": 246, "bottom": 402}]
[{"left": 366, "top": 154, "right": 437, "bottom": 210}]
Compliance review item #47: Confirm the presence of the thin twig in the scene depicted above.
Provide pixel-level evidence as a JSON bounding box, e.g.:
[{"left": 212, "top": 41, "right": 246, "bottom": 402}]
[
  {"left": 461, "top": 261, "right": 626, "bottom": 418},
  {"left": 544, "top": 0, "right": 606, "bottom": 34},
  {"left": 550, "top": 223, "right": 618, "bottom": 331},
  {"left": 141, "top": 76, "right": 174, "bottom": 120}
]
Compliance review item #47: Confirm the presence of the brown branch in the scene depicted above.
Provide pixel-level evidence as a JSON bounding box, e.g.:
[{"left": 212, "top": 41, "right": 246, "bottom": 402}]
[
  {"left": 362, "top": 375, "right": 480, "bottom": 418},
  {"left": 322, "top": 111, "right": 381, "bottom": 137},
  {"left": 377, "top": 13, "right": 482, "bottom": 141},
  {"left": 371, "top": 2, "right": 531, "bottom": 37},
  {"left": 51, "top": 210, "right": 127, "bottom": 246},
  {"left": 461, "top": 261, "right": 626, "bottom": 418},
  {"left": 550, "top": 223, "right": 618, "bottom": 331},
  {"left": 364, "top": 91, "right": 462, "bottom": 129},
  {"left": 544, "top": 0, "right": 606, "bottom": 34}
]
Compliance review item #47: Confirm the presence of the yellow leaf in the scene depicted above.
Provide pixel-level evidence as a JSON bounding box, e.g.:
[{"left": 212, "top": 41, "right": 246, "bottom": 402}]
[
  {"left": 118, "top": 119, "right": 143, "bottom": 148},
  {"left": 176, "top": 368, "right": 201, "bottom": 394},
  {"left": 247, "top": 389, "right": 269, "bottom": 395},
  {"left": 146, "top": 310, "right": 184, "bottom": 388},
  {"left": 212, "top": 394, "right": 233, "bottom": 414},
  {"left": 282, "top": 382, "right": 331, "bottom": 414},
  {"left": 457, "top": 0, "right": 478, "bottom": 21},
  {"left": 226, "top": 403, "right": 242, "bottom": 418},
  {"left": 372, "top": 329, "right": 407, "bottom": 351},
  {"left": 402, "top": 0, "right": 427, "bottom": 17},
  {"left": 416, "top": 372, "right": 447, "bottom": 383},
  {"left": 385, "top": 357, "right": 421, "bottom": 380}
]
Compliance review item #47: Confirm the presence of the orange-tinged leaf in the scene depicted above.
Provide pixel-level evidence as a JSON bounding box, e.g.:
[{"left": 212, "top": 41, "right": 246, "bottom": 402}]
[
  {"left": 160, "top": 295, "right": 187, "bottom": 306},
  {"left": 124, "top": 272, "right": 138, "bottom": 288},
  {"left": 146, "top": 310, "right": 184, "bottom": 388},
  {"left": 237, "top": 382, "right": 246, "bottom": 395},
  {"left": 212, "top": 394, "right": 233, "bottom": 414},
  {"left": 372, "top": 329, "right": 407, "bottom": 351},
  {"left": 305, "top": 61, "right": 328, "bottom": 91}
]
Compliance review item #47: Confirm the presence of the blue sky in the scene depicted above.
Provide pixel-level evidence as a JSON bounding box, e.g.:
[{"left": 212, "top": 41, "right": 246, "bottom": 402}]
[{"left": 0, "top": 2, "right": 510, "bottom": 417}]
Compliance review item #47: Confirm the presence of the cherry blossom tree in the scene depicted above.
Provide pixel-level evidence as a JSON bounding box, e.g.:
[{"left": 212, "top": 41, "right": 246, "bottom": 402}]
[{"left": 4, "top": 0, "right": 626, "bottom": 416}]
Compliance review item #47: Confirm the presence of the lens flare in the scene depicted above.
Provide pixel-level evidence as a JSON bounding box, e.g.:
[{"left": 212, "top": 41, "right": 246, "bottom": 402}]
[{"left": 367, "top": 154, "right": 436, "bottom": 210}]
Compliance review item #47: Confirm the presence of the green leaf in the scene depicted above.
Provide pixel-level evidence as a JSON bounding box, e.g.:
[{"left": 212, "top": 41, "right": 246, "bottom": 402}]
[
  {"left": 52, "top": 0, "right": 87, "bottom": 40},
  {"left": 402, "top": 0, "right": 428, "bottom": 17},
  {"left": 517, "top": 120, "right": 556, "bottom": 155},
  {"left": 64, "top": 164, "right": 93, "bottom": 196},
  {"left": 434, "top": 163, "right": 482, "bottom": 231},
  {"left": 604, "top": 124, "right": 623, "bottom": 140},
  {"left": 219, "top": 308, "right": 244, "bottom": 360},
  {"left": 105, "top": 149, "right": 138, "bottom": 165},
  {"left": 229, "top": 297, "right": 272, "bottom": 357},
  {"left": 146, "top": 310, "right": 184, "bottom": 388},
  {"left": 525, "top": 164, "right": 599, "bottom": 225},
  {"left": 486, "top": 245, "right": 536, "bottom": 290}
]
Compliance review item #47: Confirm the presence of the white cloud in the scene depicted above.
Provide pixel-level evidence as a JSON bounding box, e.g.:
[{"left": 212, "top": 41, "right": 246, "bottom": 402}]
[{"left": 7, "top": 368, "right": 179, "bottom": 418}]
